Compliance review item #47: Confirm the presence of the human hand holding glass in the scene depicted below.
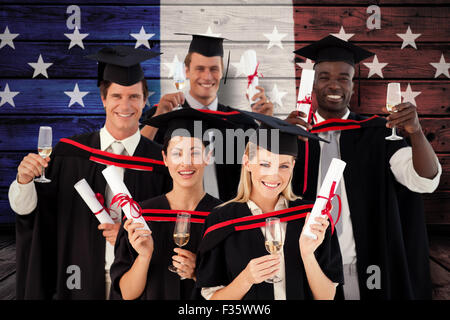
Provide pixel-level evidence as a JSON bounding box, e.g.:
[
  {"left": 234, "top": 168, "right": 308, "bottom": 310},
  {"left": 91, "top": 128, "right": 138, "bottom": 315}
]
[
  {"left": 34, "top": 126, "right": 52, "bottom": 183},
  {"left": 264, "top": 217, "right": 283, "bottom": 283},
  {"left": 385, "top": 83, "right": 403, "bottom": 141},
  {"left": 169, "top": 212, "right": 191, "bottom": 275},
  {"left": 173, "top": 62, "right": 186, "bottom": 110}
]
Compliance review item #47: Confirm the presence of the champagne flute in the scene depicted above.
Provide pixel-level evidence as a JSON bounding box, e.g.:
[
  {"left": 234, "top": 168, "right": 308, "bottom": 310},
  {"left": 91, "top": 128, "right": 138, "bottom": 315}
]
[
  {"left": 168, "top": 212, "right": 191, "bottom": 274},
  {"left": 385, "top": 82, "right": 403, "bottom": 141},
  {"left": 34, "top": 126, "right": 52, "bottom": 183},
  {"left": 264, "top": 217, "right": 283, "bottom": 283},
  {"left": 173, "top": 61, "right": 186, "bottom": 110}
]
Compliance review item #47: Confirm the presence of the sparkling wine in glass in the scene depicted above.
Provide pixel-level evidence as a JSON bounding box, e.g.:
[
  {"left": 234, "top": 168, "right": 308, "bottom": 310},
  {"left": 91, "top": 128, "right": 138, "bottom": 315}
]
[
  {"left": 169, "top": 212, "right": 191, "bottom": 273},
  {"left": 35, "top": 126, "right": 52, "bottom": 183},
  {"left": 173, "top": 62, "right": 186, "bottom": 110},
  {"left": 385, "top": 83, "right": 403, "bottom": 141},
  {"left": 264, "top": 217, "right": 283, "bottom": 283}
]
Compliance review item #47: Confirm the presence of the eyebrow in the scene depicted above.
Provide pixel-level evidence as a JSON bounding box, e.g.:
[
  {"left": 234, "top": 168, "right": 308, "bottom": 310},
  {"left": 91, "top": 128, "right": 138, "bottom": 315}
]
[
  {"left": 171, "top": 146, "right": 202, "bottom": 151},
  {"left": 317, "top": 71, "right": 351, "bottom": 77}
]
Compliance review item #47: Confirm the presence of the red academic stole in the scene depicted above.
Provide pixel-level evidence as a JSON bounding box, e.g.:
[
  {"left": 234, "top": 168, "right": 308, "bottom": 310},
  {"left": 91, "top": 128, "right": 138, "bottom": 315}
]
[
  {"left": 140, "top": 209, "right": 211, "bottom": 224},
  {"left": 199, "top": 203, "right": 313, "bottom": 254},
  {"left": 59, "top": 138, "right": 165, "bottom": 172}
]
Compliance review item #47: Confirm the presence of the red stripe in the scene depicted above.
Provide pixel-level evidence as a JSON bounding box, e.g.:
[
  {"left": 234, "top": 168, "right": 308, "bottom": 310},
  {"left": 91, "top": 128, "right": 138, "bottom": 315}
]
[
  {"left": 141, "top": 209, "right": 210, "bottom": 216},
  {"left": 234, "top": 212, "right": 308, "bottom": 232},
  {"left": 60, "top": 138, "right": 165, "bottom": 165},
  {"left": 196, "top": 109, "right": 241, "bottom": 116},
  {"left": 312, "top": 115, "right": 379, "bottom": 128},
  {"left": 203, "top": 204, "right": 313, "bottom": 237},
  {"left": 89, "top": 156, "right": 154, "bottom": 171},
  {"left": 144, "top": 216, "right": 205, "bottom": 224},
  {"left": 311, "top": 125, "right": 361, "bottom": 133},
  {"left": 235, "top": 221, "right": 266, "bottom": 231}
]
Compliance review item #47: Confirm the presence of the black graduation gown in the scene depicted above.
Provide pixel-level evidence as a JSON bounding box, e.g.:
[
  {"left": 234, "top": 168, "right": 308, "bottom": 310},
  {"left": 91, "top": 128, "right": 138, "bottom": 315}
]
[
  {"left": 196, "top": 199, "right": 344, "bottom": 300},
  {"left": 110, "top": 193, "right": 222, "bottom": 300},
  {"left": 143, "top": 103, "right": 257, "bottom": 202},
  {"left": 291, "top": 112, "right": 431, "bottom": 300},
  {"left": 15, "top": 131, "right": 172, "bottom": 300}
]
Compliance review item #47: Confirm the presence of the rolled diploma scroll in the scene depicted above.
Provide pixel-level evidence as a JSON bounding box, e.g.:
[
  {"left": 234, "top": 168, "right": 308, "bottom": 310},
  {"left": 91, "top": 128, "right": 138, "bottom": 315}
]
[
  {"left": 296, "top": 69, "right": 315, "bottom": 124},
  {"left": 102, "top": 165, "right": 150, "bottom": 231},
  {"left": 74, "top": 178, "right": 115, "bottom": 225},
  {"left": 242, "top": 50, "right": 261, "bottom": 104},
  {"left": 303, "top": 158, "right": 346, "bottom": 240}
]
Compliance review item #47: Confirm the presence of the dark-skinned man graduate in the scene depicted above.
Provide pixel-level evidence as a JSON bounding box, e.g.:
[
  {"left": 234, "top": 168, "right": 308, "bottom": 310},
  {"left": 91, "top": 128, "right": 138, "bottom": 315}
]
[
  {"left": 287, "top": 35, "right": 441, "bottom": 300},
  {"left": 141, "top": 33, "right": 273, "bottom": 202},
  {"left": 9, "top": 46, "right": 171, "bottom": 299}
]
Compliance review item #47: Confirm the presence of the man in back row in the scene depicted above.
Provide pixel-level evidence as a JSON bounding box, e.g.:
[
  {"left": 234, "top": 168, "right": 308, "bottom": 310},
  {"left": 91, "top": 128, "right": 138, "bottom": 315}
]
[{"left": 288, "top": 35, "right": 441, "bottom": 299}]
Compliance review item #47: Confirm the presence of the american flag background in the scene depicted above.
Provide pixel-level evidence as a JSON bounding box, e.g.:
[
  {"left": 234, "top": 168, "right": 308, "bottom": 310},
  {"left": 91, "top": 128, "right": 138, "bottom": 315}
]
[{"left": 0, "top": 0, "right": 449, "bottom": 298}]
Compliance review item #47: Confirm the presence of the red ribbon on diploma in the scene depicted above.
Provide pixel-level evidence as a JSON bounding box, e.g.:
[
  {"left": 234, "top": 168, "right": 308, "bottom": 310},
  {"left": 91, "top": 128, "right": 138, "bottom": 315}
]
[
  {"left": 297, "top": 96, "right": 317, "bottom": 123},
  {"left": 247, "top": 62, "right": 261, "bottom": 88},
  {"left": 317, "top": 181, "right": 341, "bottom": 234},
  {"left": 110, "top": 193, "right": 142, "bottom": 219},
  {"left": 94, "top": 193, "right": 110, "bottom": 216}
]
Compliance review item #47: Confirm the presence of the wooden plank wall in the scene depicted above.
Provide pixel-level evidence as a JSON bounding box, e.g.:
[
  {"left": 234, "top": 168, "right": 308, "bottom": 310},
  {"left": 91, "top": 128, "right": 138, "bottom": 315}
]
[{"left": 0, "top": 1, "right": 448, "bottom": 228}]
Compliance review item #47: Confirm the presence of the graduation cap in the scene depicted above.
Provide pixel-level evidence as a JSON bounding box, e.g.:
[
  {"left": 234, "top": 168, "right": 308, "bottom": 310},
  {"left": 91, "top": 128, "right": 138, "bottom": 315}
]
[
  {"left": 85, "top": 46, "right": 161, "bottom": 87},
  {"left": 175, "top": 33, "right": 226, "bottom": 57},
  {"left": 175, "top": 32, "right": 231, "bottom": 84},
  {"left": 293, "top": 35, "right": 374, "bottom": 67},
  {"left": 240, "top": 110, "right": 328, "bottom": 157},
  {"left": 142, "top": 107, "right": 235, "bottom": 143}
]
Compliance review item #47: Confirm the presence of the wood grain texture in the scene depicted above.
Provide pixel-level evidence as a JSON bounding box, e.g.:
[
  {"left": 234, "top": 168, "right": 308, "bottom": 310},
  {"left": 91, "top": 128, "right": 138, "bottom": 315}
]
[
  {"left": 0, "top": 116, "right": 105, "bottom": 150},
  {"left": 0, "top": 5, "right": 160, "bottom": 41},
  {"left": 0, "top": 191, "right": 14, "bottom": 224},
  {"left": 348, "top": 80, "right": 450, "bottom": 116},
  {"left": 423, "top": 191, "right": 450, "bottom": 225},
  {"left": 0, "top": 78, "right": 447, "bottom": 116},
  {"left": 293, "top": 6, "right": 450, "bottom": 42},
  {"left": 429, "top": 235, "right": 450, "bottom": 270},
  {"left": 0, "top": 42, "right": 162, "bottom": 79},
  {"left": 296, "top": 44, "right": 450, "bottom": 80},
  {"left": 4, "top": 1, "right": 450, "bottom": 4},
  {"left": 430, "top": 258, "right": 450, "bottom": 300},
  {"left": 0, "top": 79, "right": 161, "bottom": 113}
]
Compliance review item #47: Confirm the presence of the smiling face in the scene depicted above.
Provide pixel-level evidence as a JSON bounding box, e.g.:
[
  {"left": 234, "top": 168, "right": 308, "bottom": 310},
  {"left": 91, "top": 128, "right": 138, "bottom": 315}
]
[
  {"left": 185, "top": 52, "right": 223, "bottom": 106},
  {"left": 162, "top": 136, "right": 209, "bottom": 190},
  {"left": 313, "top": 61, "right": 355, "bottom": 118},
  {"left": 243, "top": 145, "right": 295, "bottom": 202},
  {"left": 101, "top": 81, "right": 146, "bottom": 140}
]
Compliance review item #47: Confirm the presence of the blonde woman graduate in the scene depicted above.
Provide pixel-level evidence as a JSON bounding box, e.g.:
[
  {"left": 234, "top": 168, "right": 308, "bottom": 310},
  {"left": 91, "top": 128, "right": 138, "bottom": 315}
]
[{"left": 196, "top": 111, "right": 344, "bottom": 300}]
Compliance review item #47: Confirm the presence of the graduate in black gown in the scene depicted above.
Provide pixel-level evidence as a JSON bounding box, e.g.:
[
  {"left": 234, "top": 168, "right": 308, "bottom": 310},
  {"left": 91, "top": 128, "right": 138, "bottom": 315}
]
[
  {"left": 287, "top": 36, "right": 442, "bottom": 299},
  {"left": 110, "top": 108, "right": 236, "bottom": 300},
  {"left": 196, "top": 111, "right": 344, "bottom": 300},
  {"left": 9, "top": 46, "right": 171, "bottom": 299},
  {"left": 140, "top": 33, "right": 271, "bottom": 202}
]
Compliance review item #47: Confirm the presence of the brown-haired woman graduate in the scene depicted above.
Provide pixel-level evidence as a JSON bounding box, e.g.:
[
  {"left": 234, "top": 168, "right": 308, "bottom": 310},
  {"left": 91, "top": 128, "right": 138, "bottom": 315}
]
[
  {"left": 110, "top": 107, "right": 235, "bottom": 299},
  {"left": 196, "top": 111, "right": 344, "bottom": 300}
]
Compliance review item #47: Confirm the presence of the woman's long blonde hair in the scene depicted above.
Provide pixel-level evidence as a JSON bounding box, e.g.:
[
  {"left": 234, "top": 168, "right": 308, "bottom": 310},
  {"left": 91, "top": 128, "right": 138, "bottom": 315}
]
[{"left": 219, "top": 142, "right": 300, "bottom": 207}]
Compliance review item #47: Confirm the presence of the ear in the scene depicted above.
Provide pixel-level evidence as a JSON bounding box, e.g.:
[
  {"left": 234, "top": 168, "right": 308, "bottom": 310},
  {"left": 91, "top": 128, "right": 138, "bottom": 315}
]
[
  {"left": 185, "top": 64, "right": 190, "bottom": 80},
  {"left": 204, "top": 148, "right": 213, "bottom": 165},
  {"left": 242, "top": 154, "right": 251, "bottom": 173},
  {"left": 100, "top": 95, "right": 106, "bottom": 108}
]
